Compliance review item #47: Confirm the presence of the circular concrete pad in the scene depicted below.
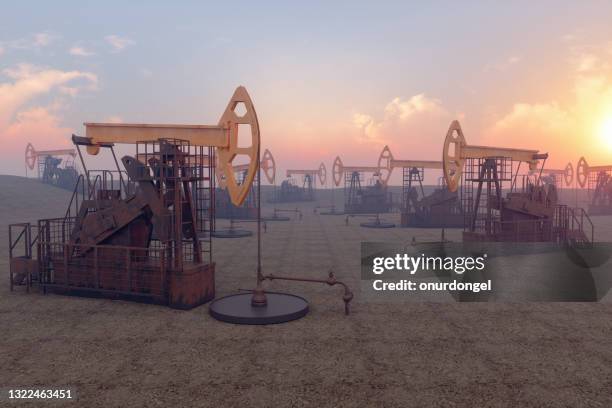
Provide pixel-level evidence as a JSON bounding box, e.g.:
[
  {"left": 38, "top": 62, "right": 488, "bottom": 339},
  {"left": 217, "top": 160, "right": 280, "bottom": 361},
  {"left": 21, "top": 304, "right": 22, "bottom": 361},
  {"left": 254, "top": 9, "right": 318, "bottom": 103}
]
[
  {"left": 209, "top": 292, "right": 309, "bottom": 325},
  {"left": 212, "top": 229, "right": 253, "bottom": 238}
]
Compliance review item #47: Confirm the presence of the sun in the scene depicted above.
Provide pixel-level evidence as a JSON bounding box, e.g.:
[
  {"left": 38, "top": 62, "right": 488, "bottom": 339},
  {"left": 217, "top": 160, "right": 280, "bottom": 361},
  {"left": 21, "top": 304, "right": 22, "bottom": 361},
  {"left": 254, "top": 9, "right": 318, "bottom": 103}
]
[{"left": 598, "top": 116, "right": 612, "bottom": 150}]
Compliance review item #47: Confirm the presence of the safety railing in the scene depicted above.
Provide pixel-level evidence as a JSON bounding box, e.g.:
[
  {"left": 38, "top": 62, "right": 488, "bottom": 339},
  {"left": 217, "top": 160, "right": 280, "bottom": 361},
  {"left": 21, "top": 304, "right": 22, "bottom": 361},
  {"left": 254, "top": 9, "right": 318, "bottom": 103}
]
[
  {"left": 87, "top": 169, "right": 134, "bottom": 200},
  {"left": 38, "top": 241, "right": 167, "bottom": 302},
  {"left": 490, "top": 218, "right": 554, "bottom": 242},
  {"left": 569, "top": 207, "right": 594, "bottom": 246},
  {"left": 63, "top": 174, "right": 86, "bottom": 220},
  {"left": 8, "top": 222, "right": 39, "bottom": 291}
]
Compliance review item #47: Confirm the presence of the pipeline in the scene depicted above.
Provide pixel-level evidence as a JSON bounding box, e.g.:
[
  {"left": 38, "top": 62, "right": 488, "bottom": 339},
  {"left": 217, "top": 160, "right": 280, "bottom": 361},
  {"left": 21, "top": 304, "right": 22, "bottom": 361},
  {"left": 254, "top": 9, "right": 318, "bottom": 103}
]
[{"left": 262, "top": 270, "right": 353, "bottom": 315}]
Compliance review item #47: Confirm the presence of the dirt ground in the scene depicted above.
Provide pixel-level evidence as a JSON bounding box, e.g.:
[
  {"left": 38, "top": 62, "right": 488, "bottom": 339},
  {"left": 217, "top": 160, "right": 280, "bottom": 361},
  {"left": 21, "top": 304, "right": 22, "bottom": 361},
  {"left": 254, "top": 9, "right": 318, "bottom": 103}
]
[{"left": 2, "top": 175, "right": 612, "bottom": 407}]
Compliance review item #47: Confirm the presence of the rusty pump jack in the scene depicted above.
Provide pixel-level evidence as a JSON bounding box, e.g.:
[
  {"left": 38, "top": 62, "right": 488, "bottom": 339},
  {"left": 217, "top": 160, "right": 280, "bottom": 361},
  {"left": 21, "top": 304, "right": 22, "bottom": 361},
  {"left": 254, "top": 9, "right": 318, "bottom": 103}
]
[
  {"left": 332, "top": 155, "right": 392, "bottom": 215},
  {"left": 10, "top": 86, "right": 353, "bottom": 319},
  {"left": 577, "top": 157, "right": 612, "bottom": 215},
  {"left": 9, "top": 86, "right": 260, "bottom": 309},
  {"left": 443, "top": 120, "right": 592, "bottom": 245},
  {"left": 378, "top": 145, "right": 463, "bottom": 228},
  {"left": 333, "top": 153, "right": 394, "bottom": 228},
  {"left": 286, "top": 163, "right": 327, "bottom": 191},
  {"left": 25, "top": 142, "right": 80, "bottom": 191},
  {"left": 273, "top": 163, "right": 326, "bottom": 202},
  {"left": 529, "top": 164, "right": 574, "bottom": 192}
]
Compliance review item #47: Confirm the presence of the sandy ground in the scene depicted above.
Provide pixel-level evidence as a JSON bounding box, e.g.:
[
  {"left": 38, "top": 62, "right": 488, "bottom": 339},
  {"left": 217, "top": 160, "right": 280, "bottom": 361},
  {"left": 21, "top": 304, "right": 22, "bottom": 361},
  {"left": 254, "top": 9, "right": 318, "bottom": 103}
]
[{"left": 1, "top": 175, "right": 612, "bottom": 407}]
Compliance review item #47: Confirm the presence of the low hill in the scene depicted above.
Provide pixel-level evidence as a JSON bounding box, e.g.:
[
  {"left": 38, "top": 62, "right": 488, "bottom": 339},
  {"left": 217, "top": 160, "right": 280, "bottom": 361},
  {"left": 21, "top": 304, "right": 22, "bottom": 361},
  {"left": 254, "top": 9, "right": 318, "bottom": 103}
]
[{"left": 0, "top": 175, "right": 73, "bottom": 228}]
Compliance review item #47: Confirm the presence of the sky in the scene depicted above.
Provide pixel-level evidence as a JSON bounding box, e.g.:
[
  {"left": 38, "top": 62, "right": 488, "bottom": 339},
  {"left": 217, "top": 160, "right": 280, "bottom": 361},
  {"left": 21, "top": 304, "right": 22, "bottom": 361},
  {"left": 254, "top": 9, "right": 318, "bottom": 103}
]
[{"left": 3, "top": 1, "right": 612, "bottom": 185}]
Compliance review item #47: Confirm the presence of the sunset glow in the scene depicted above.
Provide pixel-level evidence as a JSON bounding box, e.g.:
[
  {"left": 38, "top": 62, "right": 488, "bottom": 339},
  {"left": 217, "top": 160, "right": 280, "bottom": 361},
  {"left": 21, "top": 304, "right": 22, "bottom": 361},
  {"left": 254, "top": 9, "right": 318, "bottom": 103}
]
[
  {"left": 2, "top": 2, "right": 612, "bottom": 184},
  {"left": 598, "top": 116, "right": 612, "bottom": 150}
]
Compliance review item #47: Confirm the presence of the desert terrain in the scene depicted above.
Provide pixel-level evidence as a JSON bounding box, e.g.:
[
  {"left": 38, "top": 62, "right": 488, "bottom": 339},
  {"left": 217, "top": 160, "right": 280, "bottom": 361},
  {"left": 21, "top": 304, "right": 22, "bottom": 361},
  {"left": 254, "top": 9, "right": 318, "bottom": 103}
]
[{"left": 1, "top": 175, "right": 612, "bottom": 407}]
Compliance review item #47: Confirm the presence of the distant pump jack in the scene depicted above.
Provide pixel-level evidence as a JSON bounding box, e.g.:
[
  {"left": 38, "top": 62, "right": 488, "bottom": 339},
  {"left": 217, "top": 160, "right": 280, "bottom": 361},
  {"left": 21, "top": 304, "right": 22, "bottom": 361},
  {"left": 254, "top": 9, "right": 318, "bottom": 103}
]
[
  {"left": 576, "top": 156, "right": 612, "bottom": 215},
  {"left": 377, "top": 145, "right": 463, "bottom": 228}
]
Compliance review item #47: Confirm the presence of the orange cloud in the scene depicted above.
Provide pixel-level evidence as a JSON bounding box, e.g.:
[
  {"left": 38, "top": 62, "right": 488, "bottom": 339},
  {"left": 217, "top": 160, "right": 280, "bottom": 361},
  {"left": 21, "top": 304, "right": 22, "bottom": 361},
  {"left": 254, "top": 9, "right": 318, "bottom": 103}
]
[
  {"left": 487, "top": 102, "right": 571, "bottom": 142},
  {"left": 69, "top": 46, "right": 95, "bottom": 57},
  {"left": 350, "top": 93, "right": 453, "bottom": 184},
  {"left": 0, "top": 64, "right": 97, "bottom": 123},
  {"left": 353, "top": 93, "right": 448, "bottom": 147},
  {"left": 3, "top": 32, "right": 58, "bottom": 51},
  {"left": 4, "top": 107, "right": 72, "bottom": 150},
  {"left": 485, "top": 48, "right": 612, "bottom": 168},
  {"left": 105, "top": 35, "right": 135, "bottom": 53},
  {"left": 0, "top": 63, "right": 97, "bottom": 174},
  {"left": 1, "top": 107, "right": 74, "bottom": 175}
]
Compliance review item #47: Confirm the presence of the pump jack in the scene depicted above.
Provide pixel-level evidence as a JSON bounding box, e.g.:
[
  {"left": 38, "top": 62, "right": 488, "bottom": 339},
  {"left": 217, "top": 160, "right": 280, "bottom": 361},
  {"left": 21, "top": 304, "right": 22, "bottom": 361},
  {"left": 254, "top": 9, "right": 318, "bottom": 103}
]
[
  {"left": 378, "top": 145, "right": 463, "bottom": 228},
  {"left": 577, "top": 157, "right": 612, "bottom": 215},
  {"left": 443, "top": 120, "right": 592, "bottom": 245},
  {"left": 273, "top": 163, "right": 326, "bottom": 202},
  {"left": 10, "top": 86, "right": 260, "bottom": 309},
  {"left": 332, "top": 155, "right": 391, "bottom": 214},
  {"left": 25, "top": 143, "right": 80, "bottom": 191}
]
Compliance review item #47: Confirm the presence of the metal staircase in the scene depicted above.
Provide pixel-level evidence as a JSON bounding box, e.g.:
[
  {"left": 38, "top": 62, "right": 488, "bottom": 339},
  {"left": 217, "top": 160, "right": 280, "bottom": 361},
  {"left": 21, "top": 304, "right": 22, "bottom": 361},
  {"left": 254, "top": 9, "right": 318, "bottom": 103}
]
[{"left": 554, "top": 205, "right": 593, "bottom": 248}]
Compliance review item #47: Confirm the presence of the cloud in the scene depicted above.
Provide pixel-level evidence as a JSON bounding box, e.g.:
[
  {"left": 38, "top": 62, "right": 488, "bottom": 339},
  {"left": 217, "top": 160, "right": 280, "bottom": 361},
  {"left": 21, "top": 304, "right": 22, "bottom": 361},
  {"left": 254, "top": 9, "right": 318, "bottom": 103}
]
[
  {"left": 105, "top": 35, "right": 135, "bottom": 52},
  {"left": 487, "top": 102, "right": 572, "bottom": 147},
  {"left": 353, "top": 93, "right": 449, "bottom": 147},
  {"left": 0, "top": 64, "right": 97, "bottom": 124},
  {"left": 484, "top": 101, "right": 584, "bottom": 169},
  {"left": 575, "top": 53, "right": 600, "bottom": 72},
  {"left": 2, "top": 106, "right": 75, "bottom": 175},
  {"left": 0, "top": 64, "right": 98, "bottom": 173},
  {"left": 6, "top": 32, "right": 58, "bottom": 50},
  {"left": 352, "top": 113, "right": 376, "bottom": 141},
  {"left": 385, "top": 94, "right": 443, "bottom": 118},
  {"left": 0, "top": 45, "right": 4, "bottom": 56},
  {"left": 4, "top": 107, "right": 73, "bottom": 150},
  {"left": 344, "top": 93, "right": 454, "bottom": 184},
  {"left": 484, "top": 45, "right": 612, "bottom": 166},
  {"left": 69, "top": 45, "right": 94, "bottom": 57},
  {"left": 33, "top": 32, "right": 53, "bottom": 47},
  {"left": 562, "top": 33, "right": 576, "bottom": 42},
  {"left": 483, "top": 55, "right": 522, "bottom": 72}
]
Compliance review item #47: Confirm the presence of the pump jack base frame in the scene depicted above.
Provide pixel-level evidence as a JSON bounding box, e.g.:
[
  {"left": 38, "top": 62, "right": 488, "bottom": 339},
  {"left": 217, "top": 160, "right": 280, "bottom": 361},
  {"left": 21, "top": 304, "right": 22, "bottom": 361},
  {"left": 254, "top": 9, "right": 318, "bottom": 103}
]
[
  {"left": 212, "top": 229, "right": 253, "bottom": 238},
  {"left": 320, "top": 209, "right": 345, "bottom": 216},
  {"left": 209, "top": 292, "right": 309, "bottom": 324},
  {"left": 262, "top": 215, "right": 291, "bottom": 221},
  {"left": 360, "top": 221, "right": 395, "bottom": 229}
]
